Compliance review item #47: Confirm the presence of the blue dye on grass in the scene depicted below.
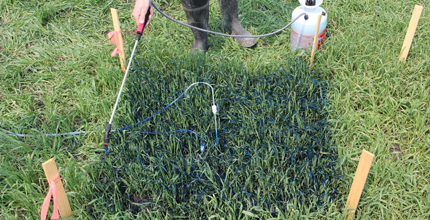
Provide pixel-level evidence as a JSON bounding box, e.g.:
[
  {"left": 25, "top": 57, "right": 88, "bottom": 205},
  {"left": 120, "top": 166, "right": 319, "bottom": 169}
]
[{"left": 87, "top": 58, "right": 344, "bottom": 218}]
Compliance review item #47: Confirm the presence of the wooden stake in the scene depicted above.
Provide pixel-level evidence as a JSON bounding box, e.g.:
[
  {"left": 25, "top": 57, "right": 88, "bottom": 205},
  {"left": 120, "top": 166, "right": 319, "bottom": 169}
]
[
  {"left": 111, "top": 8, "right": 126, "bottom": 73},
  {"left": 42, "top": 158, "right": 73, "bottom": 218},
  {"left": 310, "top": 12, "right": 323, "bottom": 69},
  {"left": 345, "top": 149, "right": 375, "bottom": 219},
  {"left": 399, "top": 5, "right": 423, "bottom": 62}
]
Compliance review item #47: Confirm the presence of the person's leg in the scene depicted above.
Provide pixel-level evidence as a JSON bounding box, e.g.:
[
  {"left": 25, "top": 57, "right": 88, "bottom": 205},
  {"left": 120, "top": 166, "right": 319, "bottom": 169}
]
[
  {"left": 181, "top": 0, "right": 210, "bottom": 52},
  {"left": 219, "top": 0, "right": 257, "bottom": 47}
]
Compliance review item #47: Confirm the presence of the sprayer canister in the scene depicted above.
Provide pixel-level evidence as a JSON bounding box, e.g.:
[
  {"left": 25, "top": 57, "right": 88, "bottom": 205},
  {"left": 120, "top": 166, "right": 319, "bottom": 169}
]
[{"left": 290, "top": 0, "right": 327, "bottom": 51}]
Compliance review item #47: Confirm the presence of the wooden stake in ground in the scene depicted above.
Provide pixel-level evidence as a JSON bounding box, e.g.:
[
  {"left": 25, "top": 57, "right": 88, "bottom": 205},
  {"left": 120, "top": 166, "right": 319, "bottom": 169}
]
[
  {"left": 111, "top": 8, "right": 126, "bottom": 73},
  {"left": 42, "top": 158, "right": 73, "bottom": 219},
  {"left": 345, "top": 149, "right": 375, "bottom": 219},
  {"left": 399, "top": 5, "right": 423, "bottom": 62},
  {"left": 310, "top": 12, "right": 323, "bottom": 69}
]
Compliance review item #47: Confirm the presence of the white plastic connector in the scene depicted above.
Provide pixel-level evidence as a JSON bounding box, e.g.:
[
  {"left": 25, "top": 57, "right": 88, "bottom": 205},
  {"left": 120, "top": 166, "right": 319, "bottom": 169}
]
[
  {"left": 212, "top": 105, "right": 217, "bottom": 114},
  {"left": 200, "top": 144, "right": 205, "bottom": 153}
]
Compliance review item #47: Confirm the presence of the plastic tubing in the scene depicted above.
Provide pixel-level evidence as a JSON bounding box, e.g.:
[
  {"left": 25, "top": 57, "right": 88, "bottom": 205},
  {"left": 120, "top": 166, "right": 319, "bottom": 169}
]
[
  {"left": 1, "top": 128, "right": 95, "bottom": 137},
  {"left": 3, "top": 82, "right": 219, "bottom": 152}
]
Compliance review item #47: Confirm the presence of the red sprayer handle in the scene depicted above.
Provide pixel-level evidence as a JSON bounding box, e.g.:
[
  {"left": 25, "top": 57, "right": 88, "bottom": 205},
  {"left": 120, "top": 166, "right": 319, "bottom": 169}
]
[
  {"left": 136, "top": 6, "right": 151, "bottom": 40},
  {"left": 136, "top": 23, "right": 145, "bottom": 35}
]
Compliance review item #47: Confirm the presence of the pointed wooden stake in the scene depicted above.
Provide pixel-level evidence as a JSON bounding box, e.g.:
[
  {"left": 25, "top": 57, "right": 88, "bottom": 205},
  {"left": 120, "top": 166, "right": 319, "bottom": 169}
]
[
  {"left": 111, "top": 8, "right": 126, "bottom": 73},
  {"left": 42, "top": 158, "right": 73, "bottom": 218},
  {"left": 399, "top": 5, "right": 423, "bottom": 62},
  {"left": 310, "top": 12, "right": 323, "bottom": 69},
  {"left": 345, "top": 149, "right": 375, "bottom": 219}
]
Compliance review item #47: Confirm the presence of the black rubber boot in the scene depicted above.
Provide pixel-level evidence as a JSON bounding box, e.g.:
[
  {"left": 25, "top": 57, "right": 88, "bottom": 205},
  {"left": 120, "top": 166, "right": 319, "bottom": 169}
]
[
  {"left": 219, "top": 0, "right": 257, "bottom": 48},
  {"left": 181, "top": 0, "right": 210, "bottom": 53}
]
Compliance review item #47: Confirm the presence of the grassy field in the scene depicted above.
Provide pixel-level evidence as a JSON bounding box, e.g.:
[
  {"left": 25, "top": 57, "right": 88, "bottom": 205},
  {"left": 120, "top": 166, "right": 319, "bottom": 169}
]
[{"left": 1, "top": 0, "right": 429, "bottom": 219}]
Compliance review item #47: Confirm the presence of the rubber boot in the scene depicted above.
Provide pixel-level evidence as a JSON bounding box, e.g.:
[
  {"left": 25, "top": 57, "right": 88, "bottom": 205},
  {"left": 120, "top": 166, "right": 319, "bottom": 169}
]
[
  {"left": 219, "top": 0, "right": 257, "bottom": 48},
  {"left": 181, "top": 0, "right": 210, "bottom": 53}
]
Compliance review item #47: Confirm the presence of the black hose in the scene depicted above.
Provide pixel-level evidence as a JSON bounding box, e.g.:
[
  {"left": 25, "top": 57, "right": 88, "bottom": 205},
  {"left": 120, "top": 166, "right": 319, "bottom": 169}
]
[{"left": 151, "top": 1, "right": 306, "bottom": 38}]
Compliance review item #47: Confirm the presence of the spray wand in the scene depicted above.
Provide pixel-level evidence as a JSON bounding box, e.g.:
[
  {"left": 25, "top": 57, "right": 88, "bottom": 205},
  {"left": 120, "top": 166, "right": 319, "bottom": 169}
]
[{"left": 104, "top": 7, "right": 151, "bottom": 153}]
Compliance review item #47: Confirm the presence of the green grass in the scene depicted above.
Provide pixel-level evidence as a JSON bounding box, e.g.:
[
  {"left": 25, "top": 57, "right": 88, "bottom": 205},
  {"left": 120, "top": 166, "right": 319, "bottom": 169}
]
[
  {"left": 85, "top": 57, "right": 342, "bottom": 218},
  {"left": 1, "top": 0, "right": 429, "bottom": 219}
]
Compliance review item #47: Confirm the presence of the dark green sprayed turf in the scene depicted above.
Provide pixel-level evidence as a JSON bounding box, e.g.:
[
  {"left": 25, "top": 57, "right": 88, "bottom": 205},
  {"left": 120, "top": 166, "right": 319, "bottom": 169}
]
[{"left": 85, "top": 57, "right": 344, "bottom": 218}]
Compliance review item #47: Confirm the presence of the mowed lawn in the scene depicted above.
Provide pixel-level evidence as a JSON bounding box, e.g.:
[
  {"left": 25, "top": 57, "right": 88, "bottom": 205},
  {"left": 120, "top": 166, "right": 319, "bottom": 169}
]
[{"left": 1, "top": 0, "right": 429, "bottom": 219}]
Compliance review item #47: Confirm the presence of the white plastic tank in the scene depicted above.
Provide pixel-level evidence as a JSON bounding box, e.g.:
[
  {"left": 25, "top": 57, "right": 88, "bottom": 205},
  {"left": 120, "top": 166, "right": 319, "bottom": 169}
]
[{"left": 290, "top": 0, "right": 327, "bottom": 51}]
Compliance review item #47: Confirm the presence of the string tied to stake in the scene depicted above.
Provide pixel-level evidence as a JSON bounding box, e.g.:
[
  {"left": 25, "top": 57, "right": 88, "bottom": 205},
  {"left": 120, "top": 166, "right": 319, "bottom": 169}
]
[
  {"left": 41, "top": 175, "right": 61, "bottom": 220},
  {"left": 108, "top": 30, "right": 124, "bottom": 57}
]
